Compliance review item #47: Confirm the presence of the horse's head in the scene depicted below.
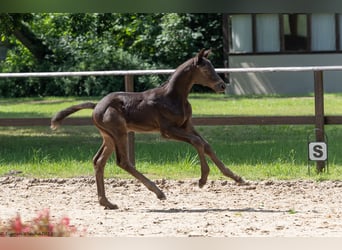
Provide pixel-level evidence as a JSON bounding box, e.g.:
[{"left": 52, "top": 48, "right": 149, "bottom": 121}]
[{"left": 193, "top": 49, "right": 226, "bottom": 93}]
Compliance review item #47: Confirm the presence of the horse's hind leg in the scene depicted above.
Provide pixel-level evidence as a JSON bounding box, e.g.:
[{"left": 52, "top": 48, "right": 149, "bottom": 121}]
[
  {"left": 113, "top": 133, "right": 166, "bottom": 200},
  {"left": 93, "top": 135, "right": 118, "bottom": 209}
]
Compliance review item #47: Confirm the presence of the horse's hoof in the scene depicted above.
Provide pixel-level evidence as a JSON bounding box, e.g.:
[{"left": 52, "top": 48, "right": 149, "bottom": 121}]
[
  {"left": 99, "top": 197, "right": 119, "bottom": 210},
  {"left": 198, "top": 179, "right": 206, "bottom": 188},
  {"left": 157, "top": 192, "right": 167, "bottom": 200},
  {"left": 104, "top": 204, "right": 119, "bottom": 210},
  {"left": 236, "top": 177, "right": 249, "bottom": 186}
]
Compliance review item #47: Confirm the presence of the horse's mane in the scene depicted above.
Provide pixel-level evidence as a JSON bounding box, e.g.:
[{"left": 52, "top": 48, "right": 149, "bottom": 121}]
[{"left": 159, "top": 57, "right": 195, "bottom": 87}]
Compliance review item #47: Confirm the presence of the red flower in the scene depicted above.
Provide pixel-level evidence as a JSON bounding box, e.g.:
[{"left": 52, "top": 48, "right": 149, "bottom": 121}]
[
  {"left": 61, "top": 217, "right": 70, "bottom": 227},
  {"left": 11, "top": 214, "right": 23, "bottom": 235}
]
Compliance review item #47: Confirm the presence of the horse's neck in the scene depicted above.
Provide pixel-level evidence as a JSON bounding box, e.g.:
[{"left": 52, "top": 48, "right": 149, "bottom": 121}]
[{"left": 165, "top": 62, "right": 194, "bottom": 100}]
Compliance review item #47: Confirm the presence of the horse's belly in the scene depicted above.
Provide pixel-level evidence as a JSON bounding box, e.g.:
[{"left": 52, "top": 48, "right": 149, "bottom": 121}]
[{"left": 127, "top": 122, "right": 159, "bottom": 133}]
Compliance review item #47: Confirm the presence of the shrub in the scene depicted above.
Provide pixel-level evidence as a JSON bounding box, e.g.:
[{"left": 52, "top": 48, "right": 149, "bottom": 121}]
[{"left": 0, "top": 33, "right": 162, "bottom": 97}]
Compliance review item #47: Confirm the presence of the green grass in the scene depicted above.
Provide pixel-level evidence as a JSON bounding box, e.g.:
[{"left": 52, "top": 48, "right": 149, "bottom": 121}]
[
  {"left": 0, "top": 94, "right": 341, "bottom": 181},
  {"left": 1, "top": 93, "right": 342, "bottom": 118},
  {"left": 0, "top": 97, "right": 96, "bottom": 118},
  {"left": 190, "top": 93, "right": 342, "bottom": 116}
]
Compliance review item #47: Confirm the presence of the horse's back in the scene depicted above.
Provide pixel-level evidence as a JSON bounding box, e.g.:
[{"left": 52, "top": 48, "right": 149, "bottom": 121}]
[{"left": 93, "top": 90, "right": 162, "bottom": 132}]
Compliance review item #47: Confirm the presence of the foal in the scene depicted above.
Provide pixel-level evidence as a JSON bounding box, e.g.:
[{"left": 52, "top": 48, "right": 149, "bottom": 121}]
[{"left": 51, "top": 49, "right": 245, "bottom": 209}]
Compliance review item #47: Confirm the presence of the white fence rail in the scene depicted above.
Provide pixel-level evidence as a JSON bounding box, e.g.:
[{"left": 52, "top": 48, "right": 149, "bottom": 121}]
[{"left": 2, "top": 65, "right": 342, "bottom": 78}]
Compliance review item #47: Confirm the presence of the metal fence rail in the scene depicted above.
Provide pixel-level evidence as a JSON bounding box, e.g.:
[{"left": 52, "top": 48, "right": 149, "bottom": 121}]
[
  {"left": 2, "top": 65, "right": 342, "bottom": 78},
  {"left": 1, "top": 66, "right": 342, "bottom": 171}
]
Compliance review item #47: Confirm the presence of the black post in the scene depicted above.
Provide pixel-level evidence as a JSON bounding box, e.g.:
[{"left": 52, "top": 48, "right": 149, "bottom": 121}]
[{"left": 313, "top": 70, "right": 325, "bottom": 172}]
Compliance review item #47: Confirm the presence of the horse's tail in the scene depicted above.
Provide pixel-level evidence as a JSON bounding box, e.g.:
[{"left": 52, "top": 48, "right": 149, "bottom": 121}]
[{"left": 51, "top": 102, "right": 96, "bottom": 130}]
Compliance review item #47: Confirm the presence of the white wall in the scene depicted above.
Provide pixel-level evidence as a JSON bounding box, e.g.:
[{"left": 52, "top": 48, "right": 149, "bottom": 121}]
[{"left": 228, "top": 54, "right": 342, "bottom": 95}]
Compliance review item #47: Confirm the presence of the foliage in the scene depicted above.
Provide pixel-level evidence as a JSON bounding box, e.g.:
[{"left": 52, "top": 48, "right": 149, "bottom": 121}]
[
  {"left": 155, "top": 13, "right": 224, "bottom": 67},
  {"left": 1, "top": 14, "right": 160, "bottom": 97},
  {"left": 0, "top": 13, "right": 224, "bottom": 97},
  {"left": 0, "top": 13, "right": 34, "bottom": 37},
  {"left": 0, "top": 209, "right": 84, "bottom": 237}
]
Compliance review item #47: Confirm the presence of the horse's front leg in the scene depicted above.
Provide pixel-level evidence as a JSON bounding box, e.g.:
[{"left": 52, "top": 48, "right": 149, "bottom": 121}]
[
  {"left": 162, "top": 126, "right": 245, "bottom": 187},
  {"left": 161, "top": 126, "right": 212, "bottom": 187},
  {"left": 191, "top": 129, "right": 246, "bottom": 184},
  {"left": 205, "top": 144, "right": 245, "bottom": 184}
]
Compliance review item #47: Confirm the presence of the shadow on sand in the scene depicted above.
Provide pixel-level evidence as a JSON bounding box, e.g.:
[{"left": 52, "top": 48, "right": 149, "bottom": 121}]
[{"left": 146, "top": 207, "right": 290, "bottom": 214}]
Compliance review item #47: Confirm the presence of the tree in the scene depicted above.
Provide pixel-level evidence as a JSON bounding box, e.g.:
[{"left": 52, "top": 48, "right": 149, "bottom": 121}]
[
  {"left": 154, "top": 13, "right": 224, "bottom": 67},
  {"left": 0, "top": 13, "right": 52, "bottom": 61},
  {"left": 0, "top": 13, "right": 225, "bottom": 97}
]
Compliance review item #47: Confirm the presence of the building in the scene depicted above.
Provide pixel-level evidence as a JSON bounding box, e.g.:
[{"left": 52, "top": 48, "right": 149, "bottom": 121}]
[{"left": 223, "top": 13, "right": 342, "bottom": 95}]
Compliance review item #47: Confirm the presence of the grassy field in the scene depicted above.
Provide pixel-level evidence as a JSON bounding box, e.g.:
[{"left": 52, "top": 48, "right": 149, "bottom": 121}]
[
  {"left": 1, "top": 93, "right": 342, "bottom": 118},
  {"left": 0, "top": 93, "right": 341, "bottom": 181}
]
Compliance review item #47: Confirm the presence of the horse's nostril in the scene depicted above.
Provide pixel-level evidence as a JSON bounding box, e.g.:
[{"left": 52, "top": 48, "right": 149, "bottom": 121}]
[{"left": 214, "top": 82, "right": 226, "bottom": 93}]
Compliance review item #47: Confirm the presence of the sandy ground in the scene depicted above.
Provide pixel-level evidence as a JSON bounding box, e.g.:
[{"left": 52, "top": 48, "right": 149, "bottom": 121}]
[{"left": 1, "top": 176, "right": 342, "bottom": 237}]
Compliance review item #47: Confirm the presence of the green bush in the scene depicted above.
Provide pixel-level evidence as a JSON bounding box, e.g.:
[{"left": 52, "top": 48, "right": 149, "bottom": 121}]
[{"left": 0, "top": 44, "right": 160, "bottom": 97}]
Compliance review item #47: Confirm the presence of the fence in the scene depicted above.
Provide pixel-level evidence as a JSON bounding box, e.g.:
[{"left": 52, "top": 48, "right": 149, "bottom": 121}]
[{"left": 1, "top": 66, "right": 342, "bottom": 171}]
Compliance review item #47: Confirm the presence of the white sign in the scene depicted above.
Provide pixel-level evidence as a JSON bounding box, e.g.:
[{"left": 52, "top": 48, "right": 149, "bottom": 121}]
[{"left": 308, "top": 142, "right": 327, "bottom": 161}]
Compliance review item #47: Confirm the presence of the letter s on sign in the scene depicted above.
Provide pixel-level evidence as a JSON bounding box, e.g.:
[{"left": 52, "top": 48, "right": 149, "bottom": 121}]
[
  {"left": 309, "top": 142, "right": 327, "bottom": 161},
  {"left": 313, "top": 145, "right": 324, "bottom": 158}
]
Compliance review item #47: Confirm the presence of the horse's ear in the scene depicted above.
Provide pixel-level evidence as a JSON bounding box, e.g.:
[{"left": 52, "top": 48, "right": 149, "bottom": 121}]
[
  {"left": 194, "top": 48, "right": 206, "bottom": 65},
  {"left": 203, "top": 49, "right": 211, "bottom": 58},
  {"left": 197, "top": 48, "right": 206, "bottom": 58}
]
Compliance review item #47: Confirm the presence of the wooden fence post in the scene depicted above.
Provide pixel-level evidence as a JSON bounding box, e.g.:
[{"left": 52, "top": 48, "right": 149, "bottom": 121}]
[
  {"left": 124, "top": 74, "right": 135, "bottom": 166},
  {"left": 313, "top": 70, "right": 325, "bottom": 172}
]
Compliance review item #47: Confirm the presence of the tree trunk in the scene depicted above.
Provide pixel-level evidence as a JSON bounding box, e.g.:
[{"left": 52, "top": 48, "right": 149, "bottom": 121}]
[{"left": 12, "top": 21, "right": 52, "bottom": 61}]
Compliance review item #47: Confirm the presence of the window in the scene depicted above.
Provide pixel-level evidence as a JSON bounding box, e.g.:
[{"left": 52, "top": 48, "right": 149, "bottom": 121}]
[
  {"left": 311, "top": 14, "right": 336, "bottom": 51},
  {"left": 256, "top": 14, "right": 280, "bottom": 52},
  {"left": 283, "top": 14, "right": 308, "bottom": 51},
  {"left": 228, "top": 13, "right": 342, "bottom": 54},
  {"left": 230, "top": 15, "right": 253, "bottom": 53}
]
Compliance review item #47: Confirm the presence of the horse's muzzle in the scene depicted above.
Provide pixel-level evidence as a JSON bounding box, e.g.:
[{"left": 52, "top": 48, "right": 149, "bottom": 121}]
[{"left": 214, "top": 82, "right": 227, "bottom": 93}]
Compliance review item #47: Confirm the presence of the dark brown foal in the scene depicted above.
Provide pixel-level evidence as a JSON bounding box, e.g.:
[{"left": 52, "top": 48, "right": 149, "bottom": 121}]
[{"left": 51, "top": 49, "right": 245, "bottom": 209}]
